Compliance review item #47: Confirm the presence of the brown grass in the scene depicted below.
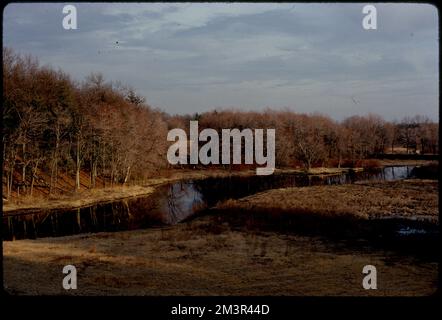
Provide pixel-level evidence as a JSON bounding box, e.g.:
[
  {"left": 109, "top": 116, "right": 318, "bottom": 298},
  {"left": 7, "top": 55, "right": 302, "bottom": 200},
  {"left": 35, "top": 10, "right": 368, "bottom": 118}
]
[
  {"left": 377, "top": 159, "right": 436, "bottom": 166},
  {"left": 2, "top": 185, "right": 155, "bottom": 214},
  {"left": 216, "top": 179, "right": 438, "bottom": 222},
  {"left": 3, "top": 217, "right": 438, "bottom": 296}
]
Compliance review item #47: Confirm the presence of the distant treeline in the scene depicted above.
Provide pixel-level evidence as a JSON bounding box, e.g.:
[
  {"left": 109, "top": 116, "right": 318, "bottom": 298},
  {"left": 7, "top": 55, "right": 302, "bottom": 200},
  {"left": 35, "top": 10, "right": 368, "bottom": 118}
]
[{"left": 2, "top": 48, "right": 439, "bottom": 198}]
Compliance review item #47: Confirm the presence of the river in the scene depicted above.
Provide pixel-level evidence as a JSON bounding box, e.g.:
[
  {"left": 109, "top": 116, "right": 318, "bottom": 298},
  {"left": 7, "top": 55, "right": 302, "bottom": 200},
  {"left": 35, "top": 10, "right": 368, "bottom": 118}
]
[{"left": 2, "top": 165, "right": 424, "bottom": 241}]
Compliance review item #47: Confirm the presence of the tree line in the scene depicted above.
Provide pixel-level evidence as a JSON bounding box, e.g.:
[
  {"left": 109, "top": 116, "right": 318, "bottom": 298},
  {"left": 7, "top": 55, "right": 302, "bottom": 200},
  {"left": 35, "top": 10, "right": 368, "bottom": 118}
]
[
  {"left": 2, "top": 48, "right": 439, "bottom": 198},
  {"left": 188, "top": 110, "right": 438, "bottom": 170},
  {"left": 3, "top": 48, "right": 168, "bottom": 198}
]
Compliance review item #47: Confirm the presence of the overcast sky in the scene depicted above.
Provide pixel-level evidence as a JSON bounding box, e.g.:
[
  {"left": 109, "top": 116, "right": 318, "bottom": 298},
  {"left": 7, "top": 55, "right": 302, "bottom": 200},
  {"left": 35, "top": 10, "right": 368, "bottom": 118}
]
[{"left": 3, "top": 3, "right": 439, "bottom": 120}]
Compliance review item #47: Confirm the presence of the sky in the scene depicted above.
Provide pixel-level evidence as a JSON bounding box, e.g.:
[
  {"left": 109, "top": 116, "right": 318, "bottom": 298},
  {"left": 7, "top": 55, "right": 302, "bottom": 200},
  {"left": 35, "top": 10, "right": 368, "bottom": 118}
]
[{"left": 3, "top": 2, "right": 439, "bottom": 120}]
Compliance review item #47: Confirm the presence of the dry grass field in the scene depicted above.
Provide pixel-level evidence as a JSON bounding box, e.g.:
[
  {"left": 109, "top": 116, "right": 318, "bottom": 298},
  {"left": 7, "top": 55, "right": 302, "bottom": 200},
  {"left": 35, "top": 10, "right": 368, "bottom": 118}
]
[
  {"left": 3, "top": 178, "right": 438, "bottom": 296},
  {"left": 3, "top": 217, "right": 438, "bottom": 296},
  {"left": 216, "top": 179, "right": 438, "bottom": 222},
  {"left": 3, "top": 167, "right": 439, "bottom": 296}
]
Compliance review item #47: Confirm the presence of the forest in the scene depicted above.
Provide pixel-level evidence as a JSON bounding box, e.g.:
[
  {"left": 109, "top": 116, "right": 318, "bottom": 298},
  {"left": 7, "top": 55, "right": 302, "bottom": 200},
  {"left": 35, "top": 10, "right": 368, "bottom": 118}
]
[{"left": 2, "top": 48, "right": 439, "bottom": 199}]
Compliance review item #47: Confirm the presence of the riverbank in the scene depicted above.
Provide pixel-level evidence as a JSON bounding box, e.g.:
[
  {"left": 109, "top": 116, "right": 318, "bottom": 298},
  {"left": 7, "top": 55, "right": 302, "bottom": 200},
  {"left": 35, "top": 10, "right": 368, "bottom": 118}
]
[
  {"left": 2, "top": 167, "right": 360, "bottom": 215},
  {"left": 2, "top": 160, "right": 436, "bottom": 215},
  {"left": 2, "top": 169, "right": 259, "bottom": 215},
  {"left": 377, "top": 159, "right": 437, "bottom": 167},
  {"left": 3, "top": 214, "right": 437, "bottom": 296}
]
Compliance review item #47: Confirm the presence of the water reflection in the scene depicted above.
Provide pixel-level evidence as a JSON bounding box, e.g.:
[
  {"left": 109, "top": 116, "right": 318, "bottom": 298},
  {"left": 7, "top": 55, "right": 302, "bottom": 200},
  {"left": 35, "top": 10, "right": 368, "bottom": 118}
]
[
  {"left": 3, "top": 166, "right": 417, "bottom": 240},
  {"left": 162, "top": 182, "right": 206, "bottom": 224}
]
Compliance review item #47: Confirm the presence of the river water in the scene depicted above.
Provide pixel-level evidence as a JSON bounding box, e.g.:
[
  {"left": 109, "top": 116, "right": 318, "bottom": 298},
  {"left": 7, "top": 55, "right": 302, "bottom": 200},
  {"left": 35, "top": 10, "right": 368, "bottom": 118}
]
[{"left": 2, "top": 166, "right": 424, "bottom": 241}]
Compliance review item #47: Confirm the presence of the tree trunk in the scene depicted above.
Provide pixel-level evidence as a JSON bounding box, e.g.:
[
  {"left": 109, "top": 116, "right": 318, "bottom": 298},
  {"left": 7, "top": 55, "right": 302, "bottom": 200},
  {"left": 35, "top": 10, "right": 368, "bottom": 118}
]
[
  {"left": 9, "top": 169, "right": 13, "bottom": 198},
  {"left": 91, "top": 157, "right": 98, "bottom": 188},
  {"left": 75, "top": 135, "right": 81, "bottom": 191},
  {"left": 7, "top": 154, "right": 16, "bottom": 199},
  {"left": 123, "top": 165, "right": 131, "bottom": 185},
  {"left": 7, "top": 171, "right": 12, "bottom": 199},
  {"left": 30, "top": 160, "right": 40, "bottom": 197},
  {"left": 50, "top": 127, "right": 61, "bottom": 195},
  {"left": 21, "top": 143, "right": 27, "bottom": 194},
  {"left": 338, "top": 152, "right": 341, "bottom": 169}
]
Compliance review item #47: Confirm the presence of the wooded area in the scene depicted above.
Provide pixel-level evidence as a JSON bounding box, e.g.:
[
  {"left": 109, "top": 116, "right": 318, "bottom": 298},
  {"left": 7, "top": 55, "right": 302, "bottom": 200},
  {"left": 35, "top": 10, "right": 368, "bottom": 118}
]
[{"left": 2, "top": 48, "right": 439, "bottom": 199}]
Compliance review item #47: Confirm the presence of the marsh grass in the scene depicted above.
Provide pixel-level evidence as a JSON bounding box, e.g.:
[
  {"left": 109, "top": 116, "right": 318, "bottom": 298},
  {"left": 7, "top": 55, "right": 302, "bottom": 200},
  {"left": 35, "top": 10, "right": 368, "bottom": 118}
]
[
  {"left": 211, "top": 179, "right": 439, "bottom": 259},
  {"left": 216, "top": 179, "right": 438, "bottom": 222}
]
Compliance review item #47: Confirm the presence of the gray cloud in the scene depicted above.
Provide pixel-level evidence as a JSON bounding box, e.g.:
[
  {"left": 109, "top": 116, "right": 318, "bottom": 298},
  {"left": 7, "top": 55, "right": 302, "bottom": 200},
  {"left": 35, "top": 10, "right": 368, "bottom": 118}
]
[{"left": 3, "top": 3, "right": 438, "bottom": 120}]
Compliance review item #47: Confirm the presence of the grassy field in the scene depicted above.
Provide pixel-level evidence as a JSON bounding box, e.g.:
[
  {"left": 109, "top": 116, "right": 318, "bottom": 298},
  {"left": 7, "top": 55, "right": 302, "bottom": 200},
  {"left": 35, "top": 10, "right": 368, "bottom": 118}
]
[
  {"left": 3, "top": 215, "right": 438, "bottom": 296},
  {"left": 216, "top": 179, "right": 438, "bottom": 222}
]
